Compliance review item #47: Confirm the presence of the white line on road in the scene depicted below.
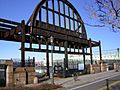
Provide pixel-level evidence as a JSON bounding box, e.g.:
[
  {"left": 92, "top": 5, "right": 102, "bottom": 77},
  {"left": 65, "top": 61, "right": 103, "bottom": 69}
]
[{"left": 70, "top": 73, "right": 120, "bottom": 90}]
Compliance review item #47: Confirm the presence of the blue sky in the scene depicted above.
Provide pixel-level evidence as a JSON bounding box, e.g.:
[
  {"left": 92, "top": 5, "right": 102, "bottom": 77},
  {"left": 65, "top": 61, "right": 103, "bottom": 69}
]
[{"left": 0, "top": 0, "right": 120, "bottom": 61}]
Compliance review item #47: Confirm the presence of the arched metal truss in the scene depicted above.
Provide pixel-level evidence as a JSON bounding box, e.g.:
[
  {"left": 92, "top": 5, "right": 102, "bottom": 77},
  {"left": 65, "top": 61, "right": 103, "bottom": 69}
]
[
  {"left": 27, "top": 0, "right": 87, "bottom": 39},
  {"left": 0, "top": 0, "right": 102, "bottom": 77}
]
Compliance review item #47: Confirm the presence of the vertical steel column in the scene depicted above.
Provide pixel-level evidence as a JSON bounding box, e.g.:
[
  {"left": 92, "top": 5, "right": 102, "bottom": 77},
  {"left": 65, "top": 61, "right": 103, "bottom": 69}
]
[
  {"left": 69, "top": 44, "right": 71, "bottom": 52},
  {"left": 21, "top": 20, "right": 25, "bottom": 67},
  {"left": 39, "top": 8, "right": 41, "bottom": 49},
  {"left": 58, "top": 0, "right": 61, "bottom": 27},
  {"left": 50, "top": 36, "right": 54, "bottom": 84},
  {"left": 89, "top": 38, "right": 93, "bottom": 64},
  {"left": 64, "top": 41, "right": 68, "bottom": 68},
  {"left": 52, "top": 0, "right": 55, "bottom": 30},
  {"left": 77, "top": 16, "right": 79, "bottom": 32},
  {"left": 68, "top": 7, "right": 71, "bottom": 30},
  {"left": 46, "top": 42, "right": 50, "bottom": 77},
  {"left": 46, "top": 1, "right": 49, "bottom": 27},
  {"left": 82, "top": 47, "right": 86, "bottom": 70},
  {"left": 39, "top": 8, "right": 41, "bottom": 25},
  {"left": 74, "top": 45, "right": 75, "bottom": 52},
  {"left": 99, "top": 41, "right": 102, "bottom": 60},
  {"left": 39, "top": 38, "right": 41, "bottom": 49},
  {"left": 46, "top": 2, "right": 49, "bottom": 76},
  {"left": 59, "top": 43, "right": 61, "bottom": 52},
  {"left": 39, "top": 8, "right": 41, "bottom": 37},
  {"left": 63, "top": 3, "right": 66, "bottom": 29},
  {"left": 64, "top": 41, "right": 68, "bottom": 77},
  {"left": 86, "top": 47, "right": 87, "bottom": 53},
  {"left": 33, "top": 57, "right": 35, "bottom": 67},
  {"left": 78, "top": 45, "right": 79, "bottom": 53},
  {"left": 72, "top": 10, "right": 75, "bottom": 31}
]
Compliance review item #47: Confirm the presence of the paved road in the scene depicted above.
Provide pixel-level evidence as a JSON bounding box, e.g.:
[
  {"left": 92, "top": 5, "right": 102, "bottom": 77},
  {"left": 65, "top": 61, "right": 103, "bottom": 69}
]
[{"left": 69, "top": 74, "right": 120, "bottom": 90}]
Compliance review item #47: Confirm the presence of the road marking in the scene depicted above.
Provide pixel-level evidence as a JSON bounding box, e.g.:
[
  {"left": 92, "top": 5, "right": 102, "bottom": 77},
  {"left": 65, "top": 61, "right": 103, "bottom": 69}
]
[
  {"left": 98, "top": 80, "right": 120, "bottom": 90},
  {"left": 70, "top": 73, "right": 120, "bottom": 90}
]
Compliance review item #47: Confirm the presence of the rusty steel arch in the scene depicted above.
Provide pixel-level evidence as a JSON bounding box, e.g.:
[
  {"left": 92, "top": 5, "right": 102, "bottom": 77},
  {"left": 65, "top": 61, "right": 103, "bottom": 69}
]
[{"left": 27, "top": 0, "right": 87, "bottom": 39}]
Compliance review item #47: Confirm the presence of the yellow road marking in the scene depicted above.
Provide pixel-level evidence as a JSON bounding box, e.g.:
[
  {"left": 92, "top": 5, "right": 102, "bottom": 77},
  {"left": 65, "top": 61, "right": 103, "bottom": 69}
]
[{"left": 98, "top": 80, "right": 120, "bottom": 90}]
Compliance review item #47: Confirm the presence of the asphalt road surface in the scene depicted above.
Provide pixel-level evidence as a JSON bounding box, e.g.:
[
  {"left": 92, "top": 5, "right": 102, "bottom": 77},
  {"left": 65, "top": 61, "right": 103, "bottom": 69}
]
[{"left": 69, "top": 73, "right": 120, "bottom": 90}]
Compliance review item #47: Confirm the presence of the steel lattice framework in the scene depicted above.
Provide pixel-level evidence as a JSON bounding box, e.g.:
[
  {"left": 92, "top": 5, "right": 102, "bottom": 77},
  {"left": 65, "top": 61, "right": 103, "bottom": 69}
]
[{"left": 0, "top": 0, "right": 102, "bottom": 77}]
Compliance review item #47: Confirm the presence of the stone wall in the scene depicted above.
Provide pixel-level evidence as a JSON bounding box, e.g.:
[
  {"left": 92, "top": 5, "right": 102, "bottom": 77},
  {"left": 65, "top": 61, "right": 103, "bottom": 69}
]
[
  {"left": 14, "top": 67, "right": 26, "bottom": 85},
  {"left": 14, "top": 67, "right": 35, "bottom": 85},
  {"left": 101, "top": 63, "right": 109, "bottom": 72},
  {"left": 25, "top": 67, "right": 35, "bottom": 84},
  {"left": 5, "top": 60, "right": 14, "bottom": 87},
  {"left": 89, "top": 64, "right": 101, "bottom": 74},
  {"left": 87, "top": 61, "right": 109, "bottom": 74},
  {"left": 3, "top": 60, "right": 35, "bottom": 87}
]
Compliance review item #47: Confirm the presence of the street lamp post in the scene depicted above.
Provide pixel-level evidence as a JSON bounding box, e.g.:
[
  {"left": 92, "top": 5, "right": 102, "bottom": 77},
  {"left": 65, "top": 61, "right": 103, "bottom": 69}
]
[{"left": 50, "top": 36, "right": 54, "bottom": 84}]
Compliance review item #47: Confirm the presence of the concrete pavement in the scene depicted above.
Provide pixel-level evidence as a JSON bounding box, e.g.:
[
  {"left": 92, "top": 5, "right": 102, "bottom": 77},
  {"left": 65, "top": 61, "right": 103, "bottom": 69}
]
[{"left": 51, "top": 70, "right": 120, "bottom": 89}]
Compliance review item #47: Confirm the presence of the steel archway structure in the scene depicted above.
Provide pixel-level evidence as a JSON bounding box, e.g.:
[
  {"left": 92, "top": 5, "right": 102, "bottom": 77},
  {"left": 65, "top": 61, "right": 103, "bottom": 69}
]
[
  {"left": 0, "top": 0, "right": 102, "bottom": 77},
  {"left": 27, "top": 0, "right": 87, "bottom": 39}
]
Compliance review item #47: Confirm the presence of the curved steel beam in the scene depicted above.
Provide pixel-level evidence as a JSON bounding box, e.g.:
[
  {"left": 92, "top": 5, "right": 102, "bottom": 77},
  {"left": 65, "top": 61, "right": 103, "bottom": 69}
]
[{"left": 27, "top": 0, "right": 87, "bottom": 39}]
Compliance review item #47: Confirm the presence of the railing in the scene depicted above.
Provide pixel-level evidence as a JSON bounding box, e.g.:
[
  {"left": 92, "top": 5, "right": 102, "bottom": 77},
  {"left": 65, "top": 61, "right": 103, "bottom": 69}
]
[
  {"left": 12, "top": 58, "right": 35, "bottom": 68},
  {"left": 0, "top": 60, "right": 6, "bottom": 64}
]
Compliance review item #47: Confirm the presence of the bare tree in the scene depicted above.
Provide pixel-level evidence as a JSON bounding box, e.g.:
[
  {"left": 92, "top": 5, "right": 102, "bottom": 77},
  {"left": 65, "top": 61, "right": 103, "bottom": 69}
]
[{"left": 86, "top": 0, "right": 120, "bottom": 32}]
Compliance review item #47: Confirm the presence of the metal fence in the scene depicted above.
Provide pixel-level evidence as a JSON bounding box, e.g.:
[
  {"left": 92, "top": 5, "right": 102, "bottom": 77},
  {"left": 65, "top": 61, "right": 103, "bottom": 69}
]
[{"left": 13, "top": 59, "right": 35, "bottom": 68}]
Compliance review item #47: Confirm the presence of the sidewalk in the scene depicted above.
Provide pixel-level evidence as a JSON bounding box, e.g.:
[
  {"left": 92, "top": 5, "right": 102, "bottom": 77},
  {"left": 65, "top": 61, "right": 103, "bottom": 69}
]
[{"left": 48, "top": 70, "right": 120, "bottom": 89}]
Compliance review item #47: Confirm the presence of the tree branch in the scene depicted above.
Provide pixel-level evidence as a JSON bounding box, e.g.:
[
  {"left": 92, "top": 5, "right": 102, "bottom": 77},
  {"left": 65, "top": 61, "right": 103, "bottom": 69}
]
[
  {"left": 110, "top": 0, "right": 118, "bottom": 18},
  {"left": 84, "top": 23, "right": 105, "bottom": 27}
]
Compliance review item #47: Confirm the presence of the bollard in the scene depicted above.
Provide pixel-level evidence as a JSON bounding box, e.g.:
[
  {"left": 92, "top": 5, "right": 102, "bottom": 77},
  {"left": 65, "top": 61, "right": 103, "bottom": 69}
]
[
  {"left": 106, "top": 79, "right": 109, "bottom": 90},
  {"left": 34, "top": 77, "right": 38, "bottom": 84}
]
